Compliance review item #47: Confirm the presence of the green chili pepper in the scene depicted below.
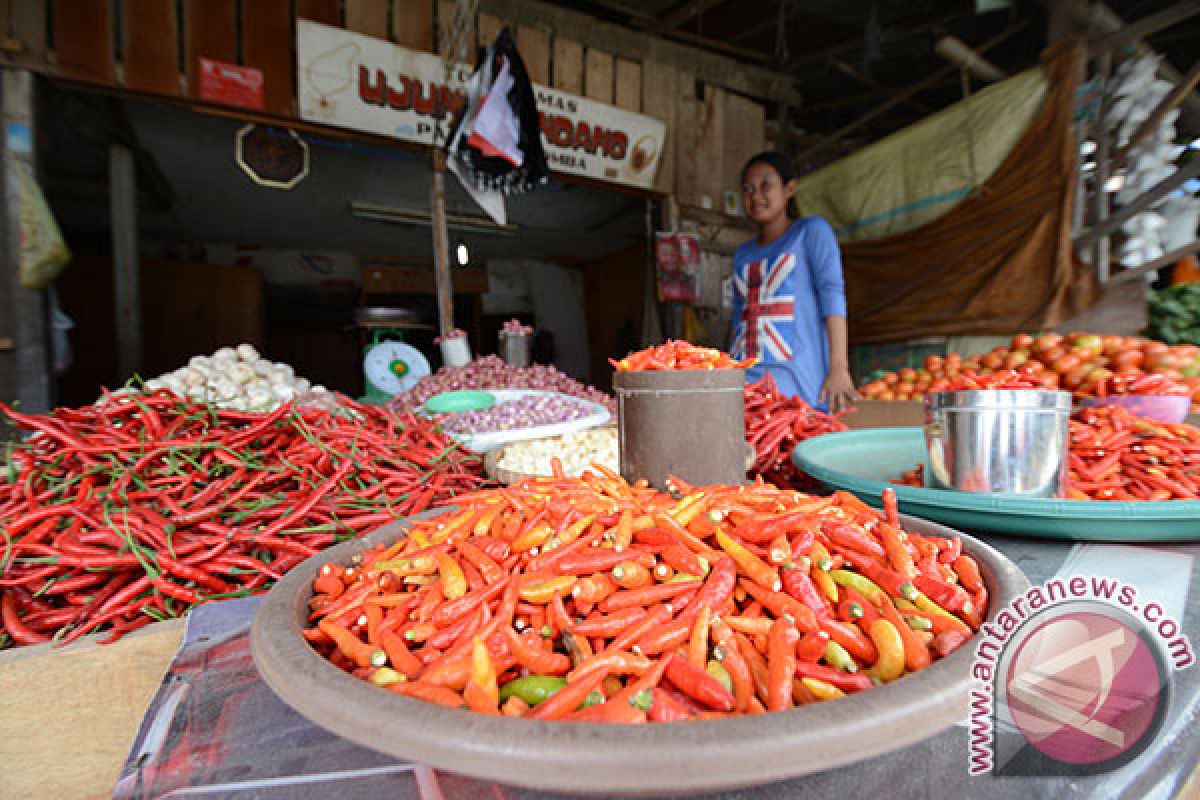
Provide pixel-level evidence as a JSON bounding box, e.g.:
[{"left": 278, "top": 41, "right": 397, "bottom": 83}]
[
  {"left": 904, "top": 614, "right": 933, "bottom": 632},
  {"left": 631, "top": 689, "right": 654, "bottom": 712},
  {"left": 823, "top": 640, "right": 858, "bottom": 673},
  {"left": 498, "top": 675, "right": 567, "bottom": 706},
  {"left": 371, "top": 667, "right": 405, "bottom": 687},
  {"left": 706, "top": 659, "right": 734, "bottom": 694},
  {"left": 829, "top": 569, "right": 885, "bottom": 601},
  {"left": 581, "top": 689, "right": 606, "bottom": 709}
]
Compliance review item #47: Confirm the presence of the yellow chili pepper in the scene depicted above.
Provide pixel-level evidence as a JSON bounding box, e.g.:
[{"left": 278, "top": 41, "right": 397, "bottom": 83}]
[
  {"left": 612, "top": 510, "right": 634, "bottom": 551},
  {"left": 669, "top": 492, "right": 708, "bottom": 526},
  {"left": 809, "top": 541, "right": 839, "bottom": 604},
  {"left": 513, "top": 523, "right": 554, "bottom": 553},
  {"left": 376, "top": 555, "right": 438, "bottom": 576},
  {"left": 829, "top": 568, "right": 883, "bottom": 605},
  {"left": 913, "top": 591, "right": 972, "bottom": 635},
  {"left": 463, "top": 636, "right": 500, "bottom": 713},
  {"left": 864, "top": 619, "right": 905, "bottom": 682},
  {"left": 432, "top": 509, "right": 478, "bottom": 544},
  {"left": 715, "top": 529, "right": 780, "bottom": 591},
  {"left": 437, "top": 553, "right": 468, "bottom": 599},
  {"left": 473, "top": 504, "right": 504, "bottom": 537},
  {"left": 557, "top": 513, "right": 597, "bottom": 546},
  {"left": 518, "top": 575, "right": 577, "bottom": 604},
  {"left": 800, "top": 676, "right": 846, "bottom": 702}
]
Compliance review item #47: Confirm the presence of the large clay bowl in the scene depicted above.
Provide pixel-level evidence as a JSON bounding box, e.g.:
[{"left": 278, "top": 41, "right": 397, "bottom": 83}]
[{"left": 252, "top": 512, "right": 1029, "bottom": 796}]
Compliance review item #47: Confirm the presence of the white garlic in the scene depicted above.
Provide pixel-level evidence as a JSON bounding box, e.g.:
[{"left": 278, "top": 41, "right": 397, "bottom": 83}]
[{"left": 236, "top": 343, "right": 260, "bottom": 362}]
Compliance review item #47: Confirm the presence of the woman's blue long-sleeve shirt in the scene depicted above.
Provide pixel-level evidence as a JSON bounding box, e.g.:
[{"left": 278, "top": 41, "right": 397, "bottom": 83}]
[{"left": 730, "top": 217, "right": 847, "bottom": 409}]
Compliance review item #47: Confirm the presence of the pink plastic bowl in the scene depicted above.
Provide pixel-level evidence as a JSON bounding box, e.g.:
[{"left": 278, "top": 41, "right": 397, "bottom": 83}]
[{"left": 1078, "top": 394, "right": 1191, "bottom": 424}]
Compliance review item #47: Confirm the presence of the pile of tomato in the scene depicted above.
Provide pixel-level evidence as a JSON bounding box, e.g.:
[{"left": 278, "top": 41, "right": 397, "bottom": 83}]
[{"left": 860, "top": 332, "right": 1200, "bottom": 409}]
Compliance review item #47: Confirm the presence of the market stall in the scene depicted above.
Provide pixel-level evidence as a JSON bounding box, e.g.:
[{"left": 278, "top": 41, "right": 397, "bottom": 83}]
[{"left": 2, "top": 334, "right": 1199, "bottom": 798}]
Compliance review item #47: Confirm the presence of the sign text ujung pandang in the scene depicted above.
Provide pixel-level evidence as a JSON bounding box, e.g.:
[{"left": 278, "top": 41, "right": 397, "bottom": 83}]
[{"left": 297, "top": 20, "right": 665, "bottom": 190}]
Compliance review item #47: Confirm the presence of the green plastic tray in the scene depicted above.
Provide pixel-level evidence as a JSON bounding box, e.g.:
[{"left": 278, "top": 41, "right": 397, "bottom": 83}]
[{"left": 794, "top": 427, "right": 1200, "bottom": 541}]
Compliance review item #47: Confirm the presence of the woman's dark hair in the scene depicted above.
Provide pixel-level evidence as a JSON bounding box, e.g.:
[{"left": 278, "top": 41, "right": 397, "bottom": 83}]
[{"left": 741, "top": 151, "right": 799, "bottom": 219}]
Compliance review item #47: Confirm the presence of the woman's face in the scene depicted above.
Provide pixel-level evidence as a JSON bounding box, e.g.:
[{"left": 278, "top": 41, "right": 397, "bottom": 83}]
[{"left": 741, "top": 163, "right": 795, "bottom": 226}]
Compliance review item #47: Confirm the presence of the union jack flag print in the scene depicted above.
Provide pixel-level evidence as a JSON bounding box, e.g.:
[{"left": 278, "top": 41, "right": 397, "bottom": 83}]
[{"left": 732, "top": 253, "right": 796, "bottom": 362}]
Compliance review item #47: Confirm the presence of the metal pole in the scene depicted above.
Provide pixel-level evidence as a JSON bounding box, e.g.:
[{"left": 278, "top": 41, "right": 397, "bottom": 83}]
[
  {"left": 430, "top": 149, "right": 454, "bottom": 337},
  {"left": 1, "top": 68, "right": 50, "bottom": 412},
  {"left": 109, "top": 144, "right": 141, "bottom": 382}
]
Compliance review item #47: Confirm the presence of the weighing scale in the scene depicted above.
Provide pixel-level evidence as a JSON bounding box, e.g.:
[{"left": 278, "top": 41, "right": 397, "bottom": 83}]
[{"left": 354, "top": 307, "right": 432, "bottom": 404}]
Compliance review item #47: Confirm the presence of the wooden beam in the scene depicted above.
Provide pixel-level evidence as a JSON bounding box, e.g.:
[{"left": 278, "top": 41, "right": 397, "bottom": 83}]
[
  {"left": 797, "top": 22, "right": 1028, "bottom": 161},
  {"left": 1113, "top": 59, "right": 1200, "bottom": 170},
  {"left": 1075, "top": 157, "right": 1200, "bottom": 249},
  {"left": 110, "top": 144, "right": 141, "bottom": 382},
  {"left": 1089, "top": 1, "right": 1200, "bottom": 56},
  {"left": 1085, "top": 2, "right": 1200, "bottom": 132},
  {"left": 479, "top": 0, "right": 800, "bottom": 105},
  {"left": 1093, "top": 52, "right": 1112, "bottom": 284},
  {"left": 659, "top": 0, "right": 727, "bottom": 31},
  {"left": 1108, "top": 240, "right": 1200, "bottom": 286},
  {"left": 430, "top": 151, "right": 455, "bottom": 337},
  {"left": 827, "top": 56, "right": 930, "bottom": 113}
]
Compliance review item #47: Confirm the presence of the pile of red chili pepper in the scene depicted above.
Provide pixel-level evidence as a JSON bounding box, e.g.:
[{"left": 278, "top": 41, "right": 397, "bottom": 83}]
[
  {"left": 744, "top": 374, "right": 848, "bottom": 490},
  {"left": 306, "top": 474, "right": 984, "bottom": 722},
  {"left": 0, "top": 391, "right": 484, "bottom": 649},
  {"left": 610, "top": 340, "right": 755, "bottom": 372},
  {"left": 1066, "top": 405, "right": 1200, "bottom": 500},
  {"left": 929, "top": 367, "right": 1042, "bottom": 393},
  {"left": 1077, "top": 371, "right": 1190, "bottom": 398},
  {"left": 891, "top": 464, "right": 925, "bottom": 489}
]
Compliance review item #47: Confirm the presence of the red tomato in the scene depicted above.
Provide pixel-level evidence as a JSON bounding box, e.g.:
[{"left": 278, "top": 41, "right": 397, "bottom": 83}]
[
  {"left": 1011, "top": 333, "right": 1035, "bottom": 350},
  {"left": 1144, "top": 341, "right": 1170, "bottom": 358},
  {"left": 898, "top": 368, "right": 917, "bottom": 383},
  {"left": 924, "top": 355, "right": 945, "bottom": 373},
  {"left": 1101, "top": 335, "right": 1125, "bottom": 356},
  {"left": 1033, "top": 333, "right": 1064, "bottom": 353},
  {"left": 1053, "top": 353, "right": 1083, "bottom": 374},
  {"left": 1113, "top": 349, "right": 1144, "bottom": 369},
  {"left": 945, "top": 352, "right": 963, "bottom": 367},
  {"left": 981, "top": 352, "right": 1005, "bottom": 371},
  {"left": 1004, "top": 352, "right": 1028, "bottom": 370},
  {"left": 1040, "top": 346, "right": 1067, "bottom": 366},
  {"left": 884, "top": 372, "right": 899, "bottom": 385}
]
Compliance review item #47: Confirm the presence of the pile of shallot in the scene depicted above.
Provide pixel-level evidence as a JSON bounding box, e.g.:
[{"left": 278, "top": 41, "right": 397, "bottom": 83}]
[{"left": 389, "top": 355, "right": 615, "bottom": 414}]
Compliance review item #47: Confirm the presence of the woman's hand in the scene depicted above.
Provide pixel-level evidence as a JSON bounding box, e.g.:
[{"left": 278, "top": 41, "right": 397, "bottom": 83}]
[{"left": 820, "top": 366, "right": 859, "bottom": 414}]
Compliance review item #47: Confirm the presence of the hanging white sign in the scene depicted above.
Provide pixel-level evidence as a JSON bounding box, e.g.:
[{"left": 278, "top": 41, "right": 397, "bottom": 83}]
[{"left": 297, "top": 20, "right": 665, "bottom": 190}]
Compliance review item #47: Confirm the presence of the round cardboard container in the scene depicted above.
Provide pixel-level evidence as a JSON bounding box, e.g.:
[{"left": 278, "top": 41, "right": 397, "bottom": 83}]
[{"left": 252, "top": 512, "right": 1030, "bottom": 796}]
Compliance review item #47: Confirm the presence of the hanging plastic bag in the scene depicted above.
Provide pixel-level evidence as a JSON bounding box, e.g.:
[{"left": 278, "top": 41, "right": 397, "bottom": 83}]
[
  {"left": 446, "top": 26, "right": 549, "bottom": 199},
  {"left": 14, "top": 161, "right": 71, "bottom": 289}
]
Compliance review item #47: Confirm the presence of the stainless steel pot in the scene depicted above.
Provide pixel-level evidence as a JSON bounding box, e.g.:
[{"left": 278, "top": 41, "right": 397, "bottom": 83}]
[{"left": 924, "top": 389, "right": 1071, "bottom": 497}]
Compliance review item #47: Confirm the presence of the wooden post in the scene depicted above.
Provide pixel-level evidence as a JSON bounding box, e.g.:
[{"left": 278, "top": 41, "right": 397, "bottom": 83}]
[
  {"left": 1, "top": 68, "right": 50, "bottom": 413},
  {"left": 110, "top": 144, "right": 141, "bottom": 382},
  {"left": 1093, "top": 52, "right": 1112, "bottom": 285},
  {"left": 430, "top": 149, "right": 454, "bottom": 337}
]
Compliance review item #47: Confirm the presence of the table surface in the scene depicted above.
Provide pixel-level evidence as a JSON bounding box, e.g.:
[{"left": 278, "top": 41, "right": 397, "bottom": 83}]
[{"left": 92, "top": 529, "right": 1200, "bottom": 800}]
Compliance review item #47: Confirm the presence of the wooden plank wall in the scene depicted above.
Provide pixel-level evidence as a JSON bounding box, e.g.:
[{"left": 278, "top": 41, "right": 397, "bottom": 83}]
[
  {"left": 5, "top": 0, "right": 767, "bottom": 212},
  {"left": 122, "top": 0, "right": 179, "bottom": 96}
]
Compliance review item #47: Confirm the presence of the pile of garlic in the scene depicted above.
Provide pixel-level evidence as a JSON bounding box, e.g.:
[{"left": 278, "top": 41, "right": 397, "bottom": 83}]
[
  {"left": 143, "top": 344, "right": 327, "bottom": 412},
  {"left": 494, "top": 427, "right": 618, "bottom": 478}
]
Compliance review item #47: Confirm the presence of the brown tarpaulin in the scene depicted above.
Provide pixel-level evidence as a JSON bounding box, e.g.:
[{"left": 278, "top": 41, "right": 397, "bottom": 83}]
[{"left": 841, "top": 44, "right": 1101, "bottom": 344}]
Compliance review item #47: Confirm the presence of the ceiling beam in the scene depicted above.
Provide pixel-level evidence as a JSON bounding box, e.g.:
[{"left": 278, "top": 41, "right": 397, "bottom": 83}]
[
  {"left": 1088, "top": 0, "right": 1200, "bottom": 57},
  {"left": 827, "top": 56, "right": 932, "bottom": 112},
  {"left": 781, "top": 7, "right": 978, "bottom": 73},
  {"left": 796, "top": 21, "right": 1029, "bottom": 162},
  {"left": 659, "top": 0, "right": 728, "bottom": 31},
  {"left": 1064, "top": 1, "right": 1200, "bottom": 132},
  {"left": 480, "top": 0, "right": 802, "bottom": 104}
]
